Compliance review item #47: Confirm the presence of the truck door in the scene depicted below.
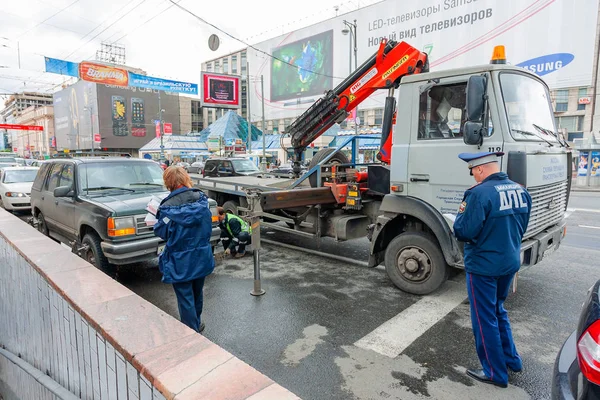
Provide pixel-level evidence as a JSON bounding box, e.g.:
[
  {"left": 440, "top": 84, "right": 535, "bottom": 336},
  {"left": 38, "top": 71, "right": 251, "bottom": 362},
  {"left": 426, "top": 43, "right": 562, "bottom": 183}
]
[{"left": 407, "top": 75, "right": 502, "bottom": 216}]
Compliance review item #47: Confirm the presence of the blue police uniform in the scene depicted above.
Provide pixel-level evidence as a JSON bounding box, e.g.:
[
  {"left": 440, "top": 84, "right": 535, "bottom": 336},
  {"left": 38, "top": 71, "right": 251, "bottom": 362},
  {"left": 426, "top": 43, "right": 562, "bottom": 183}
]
[{"left": 453, "top": 152, "right": 532, "bottom": 387}]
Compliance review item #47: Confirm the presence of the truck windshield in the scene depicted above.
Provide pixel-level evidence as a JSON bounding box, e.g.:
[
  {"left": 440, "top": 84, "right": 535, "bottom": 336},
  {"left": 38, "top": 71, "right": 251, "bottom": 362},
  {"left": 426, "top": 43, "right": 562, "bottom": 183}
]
[
  {"left": 500, "top": 73, "right": 557, "bottom": 142},
  {"left": 78, "top": 162, "right": 165, "bottom": 193},
  {"left": 232, "top": 159, "right": 260, "bottom": 173}
]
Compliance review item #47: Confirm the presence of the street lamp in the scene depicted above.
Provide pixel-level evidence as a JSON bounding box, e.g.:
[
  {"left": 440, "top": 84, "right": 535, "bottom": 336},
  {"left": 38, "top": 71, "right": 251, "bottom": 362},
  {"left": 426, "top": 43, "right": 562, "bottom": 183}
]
[
  {"left": 342, "top": 19, "right": 358, "bottom": 135},
  {"left": 83, "top": 106, "right": 94, "bottom": 155}
]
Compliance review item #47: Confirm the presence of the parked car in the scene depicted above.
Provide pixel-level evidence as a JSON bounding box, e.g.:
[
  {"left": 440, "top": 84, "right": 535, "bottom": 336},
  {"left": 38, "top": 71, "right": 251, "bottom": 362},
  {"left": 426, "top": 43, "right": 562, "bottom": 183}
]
[
  {"left": 203, "top": 157, "right": 263, "bottom": 178},
  {"left": 187, "top": 161, "right": 205, "bottom": 174},
  {"left": 269, "top": 163, "right": 307, "bottom": 179},
  {"left": 176, "top": 162, "right": 190, "bottom": 171},
  {"left": 29, "top": 159, "right": 49, "bottom": 167},
  {"left": 0, "top": 156, "right": 19, "bottom": 168},
  {"left": 0, "top": 167, "right": 39, "bottom": 212},
  {"left": 30, "top": 157, "right": 220, "bottom": 272},
  {"left": 15, "top": 157, "right": 26, "bottom": 166},
  {"left": 552, "top": 279, "right": 600, "bottom": 399}
]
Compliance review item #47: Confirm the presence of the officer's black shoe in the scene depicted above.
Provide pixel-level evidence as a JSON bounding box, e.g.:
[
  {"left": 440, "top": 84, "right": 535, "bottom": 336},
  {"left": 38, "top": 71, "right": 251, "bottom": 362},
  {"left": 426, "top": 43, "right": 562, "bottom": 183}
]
[
  {"left": 466, "top": 369, "right": 508, "bottom": 388},
  {"left": 508, "top": 365, "right": 522, "bottom": 373},
  {"left": 199, "top": 322, "right": 205, "bottom": 333}
]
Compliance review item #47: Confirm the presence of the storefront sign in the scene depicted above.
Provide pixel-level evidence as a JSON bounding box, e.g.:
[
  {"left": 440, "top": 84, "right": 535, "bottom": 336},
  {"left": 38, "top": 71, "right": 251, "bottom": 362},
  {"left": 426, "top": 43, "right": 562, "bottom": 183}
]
[{"left": 579, "top": 97, "right": 591, "bottom": 105}]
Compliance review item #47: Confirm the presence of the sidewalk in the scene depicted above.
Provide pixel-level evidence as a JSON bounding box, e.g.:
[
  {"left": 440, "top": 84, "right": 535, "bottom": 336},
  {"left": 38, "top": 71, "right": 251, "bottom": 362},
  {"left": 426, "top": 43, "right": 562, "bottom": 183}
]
[{"left": 571, "top": 185, "right": 600, "bottom": 192}]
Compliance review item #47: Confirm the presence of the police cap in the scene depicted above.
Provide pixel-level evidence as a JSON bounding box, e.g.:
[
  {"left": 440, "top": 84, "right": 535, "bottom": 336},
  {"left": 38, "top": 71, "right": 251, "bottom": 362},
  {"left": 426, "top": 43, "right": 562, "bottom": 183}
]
[{"left": 458, "top": 151, "right": 504, "bottom": 169}]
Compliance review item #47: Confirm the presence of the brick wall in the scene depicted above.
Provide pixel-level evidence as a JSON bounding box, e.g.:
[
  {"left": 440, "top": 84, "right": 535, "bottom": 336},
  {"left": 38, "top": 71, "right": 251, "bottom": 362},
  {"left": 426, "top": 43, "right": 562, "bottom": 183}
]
[{"left": 0, "top": 209, "right": 299, "bottom": 400}]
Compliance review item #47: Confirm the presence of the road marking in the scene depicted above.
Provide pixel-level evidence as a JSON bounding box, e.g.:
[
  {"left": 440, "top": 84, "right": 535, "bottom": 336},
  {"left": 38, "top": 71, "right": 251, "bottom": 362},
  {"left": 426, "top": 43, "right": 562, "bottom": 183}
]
[
  {"left": 354, "top": 281, "right": 467, "bottom": 358},
  {"left": 568, "top": 208, "right": 600, "bottom": 214},
  {"left": 579, "top": 225, "right": 600, "bottom": 230}
]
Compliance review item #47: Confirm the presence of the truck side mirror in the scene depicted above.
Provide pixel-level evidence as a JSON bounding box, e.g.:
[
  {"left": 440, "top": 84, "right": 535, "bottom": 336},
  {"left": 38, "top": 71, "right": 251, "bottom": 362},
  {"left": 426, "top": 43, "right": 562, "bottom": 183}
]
[
  {"left": 466, "top": 75, "right": 486, "bottom": 121},
  {"left": 463, "top": 121, "right": 483, "bottom": 146}
]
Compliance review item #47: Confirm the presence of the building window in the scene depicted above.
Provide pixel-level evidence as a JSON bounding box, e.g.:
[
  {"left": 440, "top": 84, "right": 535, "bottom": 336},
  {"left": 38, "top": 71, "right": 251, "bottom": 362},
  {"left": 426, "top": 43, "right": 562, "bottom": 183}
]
[
  {"left": 577, "top": 87, "right": 588, "bottom": 111},
  {"left": 231, "top": 55, "right": 237, "bottom": 74},
  {"left": 214, "top": 61, "right": 220, "bottom": 73},
  {"left": 206, "top": 63, "right": 212, "bottom": 72},
  {"left": 272, "top": 119, "right": 280, "bottom": 133},
  {"left": 555, "top": 90, "right": 568, "bottom": 112},
  {"left": 223, "top": 58, "right": 229, "bottom": 74},
  {"left": 358, "top": 110, "right": 367, "bottom": 126},
  {"left": 241, "top": 52, "right": 247, "bottom": 74},
  {"left": 555, "top": 115, "right": 583, "bottom": 132},
  {"left": 374, "top": 108, "right": 383, "bottom": 126}
]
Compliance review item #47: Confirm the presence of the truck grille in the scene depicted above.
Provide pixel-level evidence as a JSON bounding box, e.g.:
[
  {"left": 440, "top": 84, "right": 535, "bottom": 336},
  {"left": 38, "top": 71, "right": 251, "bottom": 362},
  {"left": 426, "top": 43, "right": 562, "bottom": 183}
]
[
  {"left": 135, "top": 214, "right": 154, "bottom": 235},
  {"left": 524, "top": 180, "right": 568, "bottom": 239}
]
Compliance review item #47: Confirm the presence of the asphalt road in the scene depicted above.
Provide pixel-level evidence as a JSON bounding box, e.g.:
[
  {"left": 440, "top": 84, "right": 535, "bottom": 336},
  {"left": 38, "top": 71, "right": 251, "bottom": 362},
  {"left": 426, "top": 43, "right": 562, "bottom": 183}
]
[{"left": 15, "top": 191, "right": 600, "bottom": 399}]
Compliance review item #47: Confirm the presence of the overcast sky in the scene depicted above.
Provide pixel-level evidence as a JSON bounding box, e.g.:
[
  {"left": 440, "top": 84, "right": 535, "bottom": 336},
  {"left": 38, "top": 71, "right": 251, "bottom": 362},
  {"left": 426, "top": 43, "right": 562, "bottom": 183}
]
[{"left": 0, "top": 0, "right": 380, "bottom": 100}]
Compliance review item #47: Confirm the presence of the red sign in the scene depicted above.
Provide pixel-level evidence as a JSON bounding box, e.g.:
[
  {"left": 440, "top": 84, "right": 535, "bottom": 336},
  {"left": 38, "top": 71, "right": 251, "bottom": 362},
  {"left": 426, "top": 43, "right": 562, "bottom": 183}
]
[
  {"left": 94, "top": 134, "right": 101, "bottom": 143},
  {"left": 579, "top": 97, "right": 591, "bottom": 105},
  {"left": 79, "top": 62, "right": 129, "bottom": 87},
  {"left": 155, "top": 122, "right": 161, "bottom": 138},
  {"left": 12, "top": 147, "right": 17, "bottom": 152},
  {"left": 163, "top": 123, "right": 172, "bottom": 135},
  {"left": 0, "top": 124, "right": 43, "bottom": 131},
  {"left": 131, "top": 128, "right": 146, "bottom": 137},
  {"left": 202, "top": 73, "right": 240, "bottom": 108}
]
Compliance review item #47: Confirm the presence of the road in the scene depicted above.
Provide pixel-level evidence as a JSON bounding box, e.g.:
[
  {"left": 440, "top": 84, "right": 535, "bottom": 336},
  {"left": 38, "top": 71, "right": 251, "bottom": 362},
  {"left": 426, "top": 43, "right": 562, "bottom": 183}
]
[{"left": 16, "top": 191, "right": 600, "bottom": 399}]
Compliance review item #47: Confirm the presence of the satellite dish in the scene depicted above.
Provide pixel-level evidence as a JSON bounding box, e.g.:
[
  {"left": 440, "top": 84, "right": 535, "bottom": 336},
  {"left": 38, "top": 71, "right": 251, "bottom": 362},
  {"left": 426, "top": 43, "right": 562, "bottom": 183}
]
[{"left": 208, "top": 34, "right": 220, "bottom": 51}]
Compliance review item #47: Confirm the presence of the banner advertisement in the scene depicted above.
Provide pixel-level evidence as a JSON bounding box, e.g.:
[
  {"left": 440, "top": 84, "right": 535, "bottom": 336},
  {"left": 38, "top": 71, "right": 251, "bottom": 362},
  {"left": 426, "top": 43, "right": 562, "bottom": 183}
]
[
  {"left": 44, "top": 57, "right": 79, "bottom": 78},
  {"left": 129, "top": 73, "right": 198, "bottom": 95},
  {"left": 0, "top": 124, "right": 43, "bottom": 131},
  {"left": 248, "top": 0, "right": 599, "bottom": 121},
  {"left": 592, "top": 152, "right": 600, "bottom": 177},
  {"left": 79, "top": 62, "right": 129, "bottom": 87},
  {"left": 202, "top": 73, "right": 240, "bottom": 108}
]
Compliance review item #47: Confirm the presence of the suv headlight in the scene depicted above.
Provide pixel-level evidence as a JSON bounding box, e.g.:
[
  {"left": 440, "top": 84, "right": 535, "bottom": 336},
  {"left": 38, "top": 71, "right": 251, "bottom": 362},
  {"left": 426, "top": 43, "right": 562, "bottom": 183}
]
[
  {"left": 108, "top": 217, "right": 136, "bottom": 237},
  {"left": 5, "top": 192, "right": 26, "bottom": 197}
]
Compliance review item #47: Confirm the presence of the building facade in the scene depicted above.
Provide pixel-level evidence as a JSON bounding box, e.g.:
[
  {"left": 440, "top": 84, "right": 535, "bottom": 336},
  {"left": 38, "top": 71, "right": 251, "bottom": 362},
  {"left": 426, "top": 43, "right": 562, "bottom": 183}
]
[
  {"left": 179, "top": 96, "right": 204, "bottom": 134},
  {"left": 13, "top": 106, "right": 55, "bottom": 158},
  {"left": 1, "top": 92, "right": 53, "bottom": 150}
]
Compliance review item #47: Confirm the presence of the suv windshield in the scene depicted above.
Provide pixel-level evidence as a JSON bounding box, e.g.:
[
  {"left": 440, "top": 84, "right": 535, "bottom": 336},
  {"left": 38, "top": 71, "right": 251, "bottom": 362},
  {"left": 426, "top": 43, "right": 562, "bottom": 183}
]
[
  {"left": 232, "top": 159, "right": 259, "bottom": 173},
  {"left": 3, "top": 170, "right": 38, "bottom": 183},
  {"left": 500, "top": 73, "right": 557, "bottom": 142},
  {"left": 78, "top": 162, "right": 165, "bottom": 193}
]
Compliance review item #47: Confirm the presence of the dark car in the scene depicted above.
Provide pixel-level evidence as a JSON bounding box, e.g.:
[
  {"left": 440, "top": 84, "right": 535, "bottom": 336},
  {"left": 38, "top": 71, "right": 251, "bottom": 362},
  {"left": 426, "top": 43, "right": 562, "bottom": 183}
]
[
  {"left": 269, "top": 163, "right": 307, "bottom": 179},
  {"left": 30, "top": 157, "right": 220, "bottom": 272},
  {"left": 552, "top": 279, "right": 600, "bottom": 399},
  {"left": 202, "top": 157, "right": 262, "bottom": 178}
]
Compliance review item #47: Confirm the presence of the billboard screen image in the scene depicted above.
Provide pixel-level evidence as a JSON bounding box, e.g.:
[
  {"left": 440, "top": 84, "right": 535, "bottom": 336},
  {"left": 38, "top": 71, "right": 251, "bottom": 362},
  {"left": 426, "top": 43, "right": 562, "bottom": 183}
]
[
  {"left": 202, "top": 73, "right": 240, "bottom": 108},
  {"left": 270, "top": 30, "right": 333, "bottom": 102}
]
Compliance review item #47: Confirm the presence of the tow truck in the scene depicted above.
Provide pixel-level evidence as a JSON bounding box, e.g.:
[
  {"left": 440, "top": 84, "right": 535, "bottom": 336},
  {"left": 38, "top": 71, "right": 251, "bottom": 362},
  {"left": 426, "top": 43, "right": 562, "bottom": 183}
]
[{"left": 192, "top": 41, "right": 571, "bottom": 295}]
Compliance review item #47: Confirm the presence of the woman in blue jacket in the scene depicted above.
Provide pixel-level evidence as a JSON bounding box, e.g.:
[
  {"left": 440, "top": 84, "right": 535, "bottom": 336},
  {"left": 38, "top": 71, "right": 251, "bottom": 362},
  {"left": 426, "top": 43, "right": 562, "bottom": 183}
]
[{"left": 154, "top": 166, "right": 214, "bottom": 333}]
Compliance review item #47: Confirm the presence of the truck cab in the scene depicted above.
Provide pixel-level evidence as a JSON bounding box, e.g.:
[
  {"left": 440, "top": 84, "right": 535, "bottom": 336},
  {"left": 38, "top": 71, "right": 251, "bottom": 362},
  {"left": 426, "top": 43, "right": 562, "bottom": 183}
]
[{"left": 371, "top": 64, "right": 570, "bottom": 293}]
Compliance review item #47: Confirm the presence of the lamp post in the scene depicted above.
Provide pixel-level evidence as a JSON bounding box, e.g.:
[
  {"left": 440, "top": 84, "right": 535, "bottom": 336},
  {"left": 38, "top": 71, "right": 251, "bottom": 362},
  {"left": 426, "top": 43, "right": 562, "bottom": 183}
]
[
  {"left": 342, "top": 19, "right": 358, "bottom": 135},
  {"left": 84, "top": 106, "right": 94, "bottom": 155}
]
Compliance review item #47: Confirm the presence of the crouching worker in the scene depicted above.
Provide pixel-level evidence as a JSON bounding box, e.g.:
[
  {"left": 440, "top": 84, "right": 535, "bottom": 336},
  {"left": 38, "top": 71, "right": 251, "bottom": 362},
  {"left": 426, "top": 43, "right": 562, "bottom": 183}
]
[
  {"left": 154, "top": 166, "right": 214, "bottom": 333},
  {"left": 217, "top": 207, "right": 251, "bottom": 258}
]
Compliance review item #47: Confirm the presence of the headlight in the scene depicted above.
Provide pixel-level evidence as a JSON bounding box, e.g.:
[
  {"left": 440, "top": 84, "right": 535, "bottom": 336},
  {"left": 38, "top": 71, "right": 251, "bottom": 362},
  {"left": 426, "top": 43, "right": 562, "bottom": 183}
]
[
  {"left": 5, "top": 192, "right": 26, "bottom": 197},
  {"left": 107, "top": 217, "right": 136, "bottom": 237}
]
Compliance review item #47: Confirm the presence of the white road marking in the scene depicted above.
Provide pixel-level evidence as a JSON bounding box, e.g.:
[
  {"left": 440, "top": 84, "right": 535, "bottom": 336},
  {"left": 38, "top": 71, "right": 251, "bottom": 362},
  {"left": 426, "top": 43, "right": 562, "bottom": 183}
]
[
  {"left": 354, "top": 281, "right": 467, "bottom": 358},
  {"left": 579, "top": 225, "right": 600, "bottom": 230},
  {"left": 568, "top": 208, "right": 600, "bottom": 214}
]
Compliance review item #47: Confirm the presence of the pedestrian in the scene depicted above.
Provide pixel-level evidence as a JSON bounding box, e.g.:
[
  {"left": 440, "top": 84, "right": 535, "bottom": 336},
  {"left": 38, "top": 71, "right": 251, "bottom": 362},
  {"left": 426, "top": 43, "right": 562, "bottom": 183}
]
[
  {"left": 164, "top": 159, "right": 171, "bottom": 167},
  {"left": 453, "top": 152, "right": 531, "bottom": 388},
  {"left": 153, "top": 166, "right": 214, "bottom": 333},
  {"left": 217, "top": 207, "right": 251, "bottom": 258}
]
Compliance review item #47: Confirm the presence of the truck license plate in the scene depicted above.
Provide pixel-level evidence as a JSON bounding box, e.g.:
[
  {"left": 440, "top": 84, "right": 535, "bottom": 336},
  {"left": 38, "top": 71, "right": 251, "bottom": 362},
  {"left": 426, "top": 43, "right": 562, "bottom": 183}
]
[
  {"left": 542, "top": 245, "right": 555, "bottom": 260},
  {"left": 157, "top": 244, "right": 165, "bottom": 255}
]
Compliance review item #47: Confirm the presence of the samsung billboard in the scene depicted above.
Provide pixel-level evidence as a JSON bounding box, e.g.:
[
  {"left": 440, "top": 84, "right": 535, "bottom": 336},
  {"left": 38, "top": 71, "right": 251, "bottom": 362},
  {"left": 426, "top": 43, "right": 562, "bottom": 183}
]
[
  {"left": 54, "top": 80, "right": 180, "bottom": 151},
  {"left": 248, "top": 0, "right": 599, "bottom": 121}
]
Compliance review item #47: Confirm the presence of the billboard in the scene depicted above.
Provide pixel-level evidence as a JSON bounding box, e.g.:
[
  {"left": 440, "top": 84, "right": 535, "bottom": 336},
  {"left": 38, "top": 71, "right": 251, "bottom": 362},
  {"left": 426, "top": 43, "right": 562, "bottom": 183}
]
[
  {"left": 53, "top": 80, "right": 180, "bottom": 150},
  {"left": 79, "top": 62, "right": 129, "bottom": 87},
  {"left": 129, "top": 73, "right": 198, "bottom": 95},
  {"left": 248, "top": 0, "right": 599, "bottom": 121},
  {"left": 270, "top": 30, "right": 334, "bottom": 102},
  {"left": 201, "top": 73, "right": 240, "bottom": 108}
]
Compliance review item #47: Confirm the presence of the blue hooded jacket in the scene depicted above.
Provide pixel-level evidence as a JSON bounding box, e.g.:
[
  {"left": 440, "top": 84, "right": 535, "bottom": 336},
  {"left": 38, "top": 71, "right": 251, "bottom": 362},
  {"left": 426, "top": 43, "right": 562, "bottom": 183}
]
[
  {"left": 453, "top": 172, "right": 532, "bottom": 277},
  {"left": 154, "top": 187, "right": 215, "bottom": 283}
]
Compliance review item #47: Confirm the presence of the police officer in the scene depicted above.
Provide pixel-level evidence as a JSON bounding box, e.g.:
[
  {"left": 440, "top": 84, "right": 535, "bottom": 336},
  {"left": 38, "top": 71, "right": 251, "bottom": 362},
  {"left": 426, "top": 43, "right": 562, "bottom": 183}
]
[
  {"left": 453, "top": 152, "right": 531, "bottom": 388},
  {"left": 217, "top": 207, "right": 252, "bottom": 258}
]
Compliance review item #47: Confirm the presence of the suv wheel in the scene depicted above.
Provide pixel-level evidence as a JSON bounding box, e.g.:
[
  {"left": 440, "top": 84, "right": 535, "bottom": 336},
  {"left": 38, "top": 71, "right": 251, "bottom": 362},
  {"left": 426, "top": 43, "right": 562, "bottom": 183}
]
[
  {"left": 36, "top": 211, "right": 49, "bottom": 235},
  {"left": 82, "top": 233, "right": 115, "bottom": 277}
]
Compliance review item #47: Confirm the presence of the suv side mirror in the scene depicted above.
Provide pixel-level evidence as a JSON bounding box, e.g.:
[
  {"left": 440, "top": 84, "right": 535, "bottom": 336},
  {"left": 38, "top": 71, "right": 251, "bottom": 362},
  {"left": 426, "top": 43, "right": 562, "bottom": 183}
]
[{"left": 54, "top": 185, "right": 73, "bottom": 198}]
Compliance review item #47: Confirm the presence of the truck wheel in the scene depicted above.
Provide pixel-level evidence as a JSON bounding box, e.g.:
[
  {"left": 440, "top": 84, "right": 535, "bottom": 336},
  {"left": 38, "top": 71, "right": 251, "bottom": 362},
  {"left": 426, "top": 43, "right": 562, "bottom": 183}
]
[
  {"left": 82, "top": 233, "right": 116, "bottom": 277},
  {"left": 222, "top": 200, "right": 239, "bottom": 215},
  {"left": 308, "top": 148, "right": 349, "bottom": 187},
  {"left": 384, "top": 232, "right": 448, "bottom": 295},
  {"left": 36, "top": 211, "right": 49, "bottom": 235}
]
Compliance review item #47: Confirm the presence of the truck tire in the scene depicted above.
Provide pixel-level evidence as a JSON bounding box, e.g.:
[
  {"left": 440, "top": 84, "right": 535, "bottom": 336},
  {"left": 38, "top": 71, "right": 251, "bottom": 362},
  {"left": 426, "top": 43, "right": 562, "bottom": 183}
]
[
  {"left": 36, "top": 211, "right": 49, "bottom": 236},
  {"left": 82, "top": 233, "right": 116, "bottom": 277},
  {"left": 222, "top": 200, "right": 239, "bottom": 215},
  {"left": 308, "top": 148, "right": 349, "bottom": 187},
  {"left": 384, "top": 232, "right": 449, "bottom": 295}
]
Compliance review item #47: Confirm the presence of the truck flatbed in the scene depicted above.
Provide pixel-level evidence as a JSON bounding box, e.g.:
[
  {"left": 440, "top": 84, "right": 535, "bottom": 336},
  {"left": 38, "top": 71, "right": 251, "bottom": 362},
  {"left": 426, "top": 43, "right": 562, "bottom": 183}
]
[{"left": 189, "top": 174, "right": 310, "bottom": 196}]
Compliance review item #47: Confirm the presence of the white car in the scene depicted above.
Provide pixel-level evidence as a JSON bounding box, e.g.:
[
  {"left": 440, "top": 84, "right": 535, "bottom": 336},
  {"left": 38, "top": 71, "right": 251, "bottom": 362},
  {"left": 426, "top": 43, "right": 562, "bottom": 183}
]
[{"left": 0, "top": 167, "right": 39, "bottom": 212}]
